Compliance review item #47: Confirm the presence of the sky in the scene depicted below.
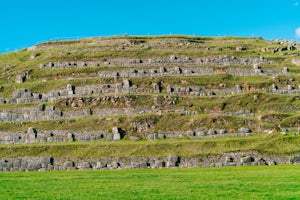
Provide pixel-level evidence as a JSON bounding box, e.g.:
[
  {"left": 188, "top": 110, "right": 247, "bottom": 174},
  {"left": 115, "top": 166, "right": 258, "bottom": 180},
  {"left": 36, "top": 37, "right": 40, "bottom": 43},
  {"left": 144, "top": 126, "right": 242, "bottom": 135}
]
[{"left": 0, "top": 0, "right": 300, "bottom": 53}]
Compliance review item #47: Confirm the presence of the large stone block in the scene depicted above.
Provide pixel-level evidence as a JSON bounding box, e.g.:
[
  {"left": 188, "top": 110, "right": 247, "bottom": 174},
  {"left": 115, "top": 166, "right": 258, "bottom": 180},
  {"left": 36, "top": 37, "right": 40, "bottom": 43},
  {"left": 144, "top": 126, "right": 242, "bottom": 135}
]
[
  {"left": 13, "top": 159, "right": 21, "bottom": 168},
  {"left": 0, "top": 160, "right": 7, "bottom": 168},
  {"left": 154, "top": 160, "right": 165, "bottom": 168},
  {"left": 113, "top": 133, "right": 121, "bottom": 140},
  {"left": 64, "top": 161, "right": 75, "bottom": 168},
  {"left": 167, "top": 156, "right": 180, "bottom": 168},
  {"left": 80, "top": 162, "right": 92, "bottom": 170},
  {"left": 112, "top": 127, "right": 119, "bottom": 134},
  {"left": 292, "top": 155, "right": 300, "bottom": 164},
  {"left": 40, "top": 157, "right": 52, "bottom": 165},
  {"left": 96, "top": 162, "right": 107, "bottom": 169},
  {"left": 27, "top": 162, "right": 42, "bottom": 171},
  {"left": 21, "top": 161, "right": 28, "bottom": 169},
  {"left": 240, "top": 156, "right": 254, "bottom": 164}
]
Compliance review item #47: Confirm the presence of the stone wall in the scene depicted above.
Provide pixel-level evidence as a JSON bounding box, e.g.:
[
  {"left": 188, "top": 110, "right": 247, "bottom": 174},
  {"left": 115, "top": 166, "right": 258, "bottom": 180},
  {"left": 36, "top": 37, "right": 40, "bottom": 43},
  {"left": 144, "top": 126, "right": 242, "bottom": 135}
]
[
  {"left": 1, "top": 152, "right": 299, "bottom": 172},
  {"left": 0, "top": 103, "right": 197, "bottom": 123},
  {"left": 98, "top": 65, "right": 281, "bottom": 78},
  {"left": 3, "top": 125, "right": 294, "bottom": 145},
  {"left": 39, "top": 56, "right": 273, "bottom": 69},
  {"left": 4, "top": 74, "right": 296, "bottom": 106}
]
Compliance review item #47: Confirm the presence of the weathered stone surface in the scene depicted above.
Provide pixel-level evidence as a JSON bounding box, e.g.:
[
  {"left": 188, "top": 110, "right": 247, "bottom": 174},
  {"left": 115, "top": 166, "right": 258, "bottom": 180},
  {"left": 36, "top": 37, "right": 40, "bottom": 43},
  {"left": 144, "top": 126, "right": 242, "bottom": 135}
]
[
  {"left": 207, "top": 129, "right": 216, "bottom": 135},
  {"left": 240, "top": 156, "right": 254, "bottom": 164},
  {"left": 80, "top": 162, "right": 92, "bottom": 170},
  {"left": 96, "top": 162, "right": 107, "bottom": 169},
  {"left": 239, "top": 127, "right": 251, "bottom": 134},
  {"left": 40, "top": 157, "right": 52, "bottom": 165},
  {"left": 112, "top": 127, "right": 122, "bottom": 140},
  {"left": 0, "top": 151, "right": 295, "bottom": 172},
  {"left": 291, "top": 155, "right": 300, "bottom": 164},
  {"left": 154, "top": 160, "right": 165, "bottom": 168},
  {"left": 186, "top": 130, "right": 195, "bottom": 137},
  {"left": 113, "top": 133, "right": 121, "bottom": 140},
  {"left": 167, "top": 156, "right": 179, "bottom": 168}
]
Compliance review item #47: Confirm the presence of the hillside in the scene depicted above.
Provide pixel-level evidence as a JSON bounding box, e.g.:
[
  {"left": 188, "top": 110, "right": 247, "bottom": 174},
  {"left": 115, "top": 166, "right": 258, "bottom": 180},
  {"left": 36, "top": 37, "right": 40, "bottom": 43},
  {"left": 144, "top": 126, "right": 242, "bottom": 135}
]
[{"left": 1, "top": 35, "right": 300, "bottom": 171}]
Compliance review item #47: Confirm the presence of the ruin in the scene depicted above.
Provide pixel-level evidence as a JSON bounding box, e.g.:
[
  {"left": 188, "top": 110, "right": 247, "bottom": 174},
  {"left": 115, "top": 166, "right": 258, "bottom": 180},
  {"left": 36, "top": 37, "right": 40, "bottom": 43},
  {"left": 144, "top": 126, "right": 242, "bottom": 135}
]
[{"left": 0, "top": 36, "right": 300, "bottom": 171}]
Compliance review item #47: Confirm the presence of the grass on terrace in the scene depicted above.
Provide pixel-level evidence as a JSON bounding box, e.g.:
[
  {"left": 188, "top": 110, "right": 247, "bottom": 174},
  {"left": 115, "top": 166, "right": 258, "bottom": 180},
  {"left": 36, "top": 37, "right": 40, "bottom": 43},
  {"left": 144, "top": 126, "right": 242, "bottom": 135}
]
[
  {"left": 0, "top": 165, "right": 300, "bottom": 199},
  {"left": 0, "top": 134, "right": 299, "bottom": 158}
]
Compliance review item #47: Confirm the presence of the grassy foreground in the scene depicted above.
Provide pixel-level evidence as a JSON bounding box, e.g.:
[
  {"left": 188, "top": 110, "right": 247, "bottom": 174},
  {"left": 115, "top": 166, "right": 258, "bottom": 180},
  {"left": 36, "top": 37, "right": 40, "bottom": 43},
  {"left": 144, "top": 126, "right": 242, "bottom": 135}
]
[{"left": 0, "top": 165, "right": 300, "bottom": 199}]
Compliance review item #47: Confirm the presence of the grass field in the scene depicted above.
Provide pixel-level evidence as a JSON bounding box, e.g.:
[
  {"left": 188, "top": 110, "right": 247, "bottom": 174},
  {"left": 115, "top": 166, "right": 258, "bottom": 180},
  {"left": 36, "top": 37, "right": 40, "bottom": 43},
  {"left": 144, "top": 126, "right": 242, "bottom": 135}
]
[{"left": 0, "top": 165, "right": 299, "bottom": 199}]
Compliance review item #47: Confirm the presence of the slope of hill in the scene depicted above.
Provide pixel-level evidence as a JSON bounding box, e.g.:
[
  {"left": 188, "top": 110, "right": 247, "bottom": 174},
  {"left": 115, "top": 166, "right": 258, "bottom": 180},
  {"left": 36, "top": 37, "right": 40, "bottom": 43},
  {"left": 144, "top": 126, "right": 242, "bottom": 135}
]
[{"left": 0, "top": 35, "right": 300, "bottom": 171}]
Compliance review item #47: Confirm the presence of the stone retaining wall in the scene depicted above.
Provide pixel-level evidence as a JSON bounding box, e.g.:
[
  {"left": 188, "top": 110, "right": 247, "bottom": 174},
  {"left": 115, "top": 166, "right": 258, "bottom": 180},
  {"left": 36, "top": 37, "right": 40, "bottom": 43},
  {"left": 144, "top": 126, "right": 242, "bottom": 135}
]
[
  {"left": 98, "top": 66, "right": 281, "bottom": 78},
  {"left": 39, "top": 56, "right": 273, "bottom": 69},
  {"left": 1, "top": 152, "right": 299, "bottom": 172},
  {"left": 0, "top": 104, "right": 197, "bottom": 122},
  {"left": 3, "top": 77, "right": 298, "bottom": 106}
]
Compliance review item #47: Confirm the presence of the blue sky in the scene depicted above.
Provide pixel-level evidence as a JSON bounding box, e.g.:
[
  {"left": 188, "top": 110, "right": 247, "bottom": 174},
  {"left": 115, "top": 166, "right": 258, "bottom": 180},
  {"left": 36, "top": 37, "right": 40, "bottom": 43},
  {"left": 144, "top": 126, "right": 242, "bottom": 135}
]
[{"left": 0, "top": 0, "right": 300, "bottom": 53}]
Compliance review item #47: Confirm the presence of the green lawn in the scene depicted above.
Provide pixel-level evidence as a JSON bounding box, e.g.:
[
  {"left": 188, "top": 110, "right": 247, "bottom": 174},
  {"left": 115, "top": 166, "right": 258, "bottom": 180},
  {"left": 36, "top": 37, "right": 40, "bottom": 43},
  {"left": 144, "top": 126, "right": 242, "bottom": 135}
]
[{"left": 0, "top": 165, "right": 299, "bottom": 199}]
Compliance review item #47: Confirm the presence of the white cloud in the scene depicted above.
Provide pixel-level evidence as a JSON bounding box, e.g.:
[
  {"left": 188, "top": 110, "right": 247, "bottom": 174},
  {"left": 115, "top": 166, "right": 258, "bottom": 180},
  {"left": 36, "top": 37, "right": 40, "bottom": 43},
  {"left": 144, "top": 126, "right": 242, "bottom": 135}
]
[{"left": 296, "top": 27, "right": 300, "bottom": 38}]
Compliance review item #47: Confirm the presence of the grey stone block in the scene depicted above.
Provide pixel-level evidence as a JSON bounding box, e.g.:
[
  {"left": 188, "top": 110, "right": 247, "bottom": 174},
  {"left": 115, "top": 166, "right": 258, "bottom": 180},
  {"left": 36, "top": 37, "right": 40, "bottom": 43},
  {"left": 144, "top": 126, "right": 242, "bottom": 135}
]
[
  {"left": 80, "top": 162, "right": 92, "bottom": 170},
  {"left": 38, "top": 168, "right": 48, "bottom": 172},
  {"left": 64, "top": 161, "right": 75, "bottom": 168},
  {"left": 13, "top": 160, "right": 21, "bottom": 168},
  {"left": 239, "top": 127, "right": 251, "bottom": 134},
  {"left": 0, "top": 160, "right": 7, "bottom": 168},
  {"left": 214, "top": 162, "right": 223, "bottom": 167},
  {"left": 21, "top": 161, "right": 28, "bottom": 169},
  {"left": 186, "top": 130, "right": 195, "bottom": 137},
  {"left": 40, "top": 157, "right": 52, "bottom": 165},
  {"left": 7, "top": 162, "right": 12, "bottom": 169},
  {"left": 167, "top": 156, "right": 179, "bottom": 168},
  {"left": 240, "top": 156, "right": 254, "bottom": 164},
  {"left": 207, "top": 129, "right": 216, "bottom": 135},
  {"left": 110, "top": 161, "right": 120, "bottom": 169},
  {"left": 112, "top": 127, "right": 119, "bottom": 134},
  {"left": 225, "top": 156, "right": 234, "bottom": 163},
  {"left": 96, "top": 162, "right": 107, "bottom": 169},
  {"left": 268, "top": 160, "right": 277, "bottom": 166},
  {"left": 113, "top": 133, "right": 121, "bottom": 140},
  {"left": 154, "top": 160, "right": 165, "bottom": 168}
]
